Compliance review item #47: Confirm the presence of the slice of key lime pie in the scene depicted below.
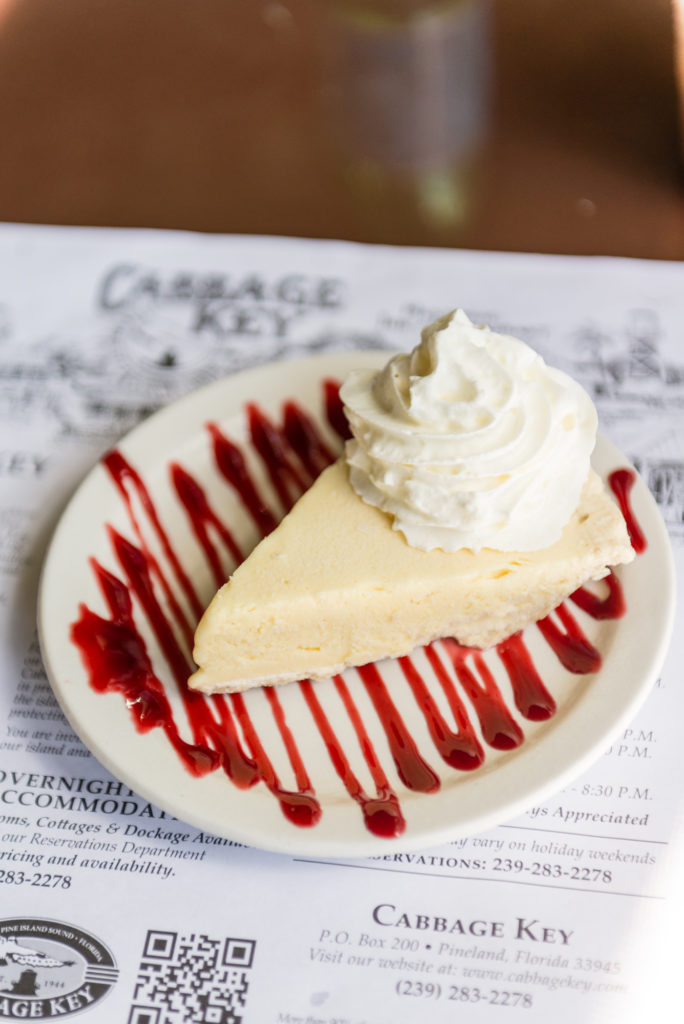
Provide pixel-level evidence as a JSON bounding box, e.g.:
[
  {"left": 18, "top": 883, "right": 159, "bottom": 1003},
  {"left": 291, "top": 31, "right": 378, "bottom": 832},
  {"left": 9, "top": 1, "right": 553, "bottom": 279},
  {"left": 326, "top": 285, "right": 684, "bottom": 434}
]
[{"left": 189, "top": 310, "right": 634, "bottom": 695}]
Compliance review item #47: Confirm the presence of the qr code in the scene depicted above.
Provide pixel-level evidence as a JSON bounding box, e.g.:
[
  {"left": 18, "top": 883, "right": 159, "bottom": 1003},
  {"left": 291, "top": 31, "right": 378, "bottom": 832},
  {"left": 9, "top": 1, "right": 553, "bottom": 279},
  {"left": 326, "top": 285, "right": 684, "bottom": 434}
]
[{"left": 128, "top": 929, "right": 256, "bottom": 1024}]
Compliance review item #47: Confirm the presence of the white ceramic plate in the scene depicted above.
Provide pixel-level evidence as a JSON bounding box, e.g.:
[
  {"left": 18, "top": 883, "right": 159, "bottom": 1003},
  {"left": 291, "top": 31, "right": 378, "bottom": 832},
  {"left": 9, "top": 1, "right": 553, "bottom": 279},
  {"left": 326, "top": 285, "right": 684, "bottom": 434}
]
[{"left": 37, "top": 353, "right": 676, "bottom": 857}]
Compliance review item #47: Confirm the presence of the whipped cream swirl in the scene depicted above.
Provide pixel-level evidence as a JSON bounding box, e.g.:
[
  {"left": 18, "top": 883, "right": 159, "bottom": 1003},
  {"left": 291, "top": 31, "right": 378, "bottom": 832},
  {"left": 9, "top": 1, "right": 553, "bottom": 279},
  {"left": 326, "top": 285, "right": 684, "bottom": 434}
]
[{"left": 340, "top": 309, "right": 598, "bottom": 553}]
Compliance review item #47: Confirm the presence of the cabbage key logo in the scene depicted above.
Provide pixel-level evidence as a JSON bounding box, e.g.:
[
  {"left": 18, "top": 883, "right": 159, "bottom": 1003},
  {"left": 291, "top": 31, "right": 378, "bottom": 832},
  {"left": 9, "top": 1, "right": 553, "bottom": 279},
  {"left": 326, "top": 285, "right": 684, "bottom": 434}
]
[{"left": 0, "top": 918, "right": 118, "bottom": 1019}]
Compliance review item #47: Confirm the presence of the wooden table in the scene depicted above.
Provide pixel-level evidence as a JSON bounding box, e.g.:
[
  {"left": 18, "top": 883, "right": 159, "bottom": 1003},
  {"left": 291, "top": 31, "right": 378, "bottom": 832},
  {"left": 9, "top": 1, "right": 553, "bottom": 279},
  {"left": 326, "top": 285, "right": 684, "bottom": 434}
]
[{"left": 0, "top": 0, "right": 681, "bottom": 259}]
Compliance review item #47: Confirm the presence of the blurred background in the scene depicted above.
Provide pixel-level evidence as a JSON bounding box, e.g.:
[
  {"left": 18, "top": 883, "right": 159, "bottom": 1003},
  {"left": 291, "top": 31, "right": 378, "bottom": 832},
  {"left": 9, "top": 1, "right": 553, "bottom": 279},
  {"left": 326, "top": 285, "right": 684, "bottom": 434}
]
[{"left": 0, "top": 0, "right": 681, "bottom": 258}]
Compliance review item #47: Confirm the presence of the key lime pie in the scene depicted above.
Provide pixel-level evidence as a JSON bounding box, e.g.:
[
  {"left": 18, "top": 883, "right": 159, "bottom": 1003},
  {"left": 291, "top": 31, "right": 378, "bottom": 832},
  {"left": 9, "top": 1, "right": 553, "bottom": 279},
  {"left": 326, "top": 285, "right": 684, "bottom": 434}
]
[{"left": 189, "top": 310, "right": 634, "bottom": 695}]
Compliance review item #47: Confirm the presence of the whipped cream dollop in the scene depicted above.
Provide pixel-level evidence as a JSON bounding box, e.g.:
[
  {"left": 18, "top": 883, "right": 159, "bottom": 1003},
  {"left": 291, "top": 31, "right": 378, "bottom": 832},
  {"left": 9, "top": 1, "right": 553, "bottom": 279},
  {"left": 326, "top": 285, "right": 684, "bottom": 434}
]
[{"left": 340, "top": 309, "right": 598, "bottom": 553}]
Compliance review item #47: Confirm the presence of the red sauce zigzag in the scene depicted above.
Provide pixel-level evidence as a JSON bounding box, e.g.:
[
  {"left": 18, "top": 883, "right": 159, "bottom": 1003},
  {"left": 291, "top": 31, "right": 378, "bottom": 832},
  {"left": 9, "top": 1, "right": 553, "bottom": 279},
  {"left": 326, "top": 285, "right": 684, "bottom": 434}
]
[{"left": 70, "top": 381, "right": 639, "bottom": 839}]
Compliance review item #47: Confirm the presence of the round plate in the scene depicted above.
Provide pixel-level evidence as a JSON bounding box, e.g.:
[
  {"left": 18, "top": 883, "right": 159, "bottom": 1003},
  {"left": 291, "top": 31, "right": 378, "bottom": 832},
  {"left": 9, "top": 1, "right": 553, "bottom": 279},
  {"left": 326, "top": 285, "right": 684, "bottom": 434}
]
[{"left": 37, "top": 353, "right": 676, "bottom": 857}]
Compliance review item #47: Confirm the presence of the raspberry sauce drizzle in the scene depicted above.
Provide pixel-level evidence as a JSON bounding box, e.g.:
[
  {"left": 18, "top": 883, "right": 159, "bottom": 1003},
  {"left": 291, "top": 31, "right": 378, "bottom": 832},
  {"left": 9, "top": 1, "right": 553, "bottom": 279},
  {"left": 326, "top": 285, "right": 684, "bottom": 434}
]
[
  {"left": 71, "top": 381, "right": 639, "bottom": 837},
  {"left": 441, "top": 640, "right": 524, "bottom": 750},
  {"left": 171, "top": 462, "right": 243, "bottom": 583},
  {"left": 357, "top": 663, "right": 440, "bottom": 793},
  {"left": 571, "top": 571, "right": 626, "bottom": 620},
  {"left": 207, "top": 421, "right": 278, "bottom": 536},
  {"left": 247, "top": 402, "right": 310, "bottom": 511},
  {"left": 399, "top": 651, "right": 484, "bottom": 771},
  {"left": 323, "top": 379, "right": 350, "bottom": 441},
  {"left": 71, "top": 560, "right": 217, "bottom": 777},
  {"left": 282, "top": 400, "right": 337, "bottom": 476},
  {"left": 496, "top": 634, "right": 556, "bottom": 721},
  {"left": 101, "top": 526, "right": 259, "bottom": 788},
  {"left": 102, "top": 450, "right": 203, "bottom": 626},
  {"left": 231, "top": 691, "right": 321, "bottom": 827},
  {"left": 609, "top": 468, "right": 647, "bottom": 554},
  {"left": 300, "top": 678, "right": 405, "bottom": 838},
  {"left": 536, "top": 604, "right": 602, "bottom": 674}
]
